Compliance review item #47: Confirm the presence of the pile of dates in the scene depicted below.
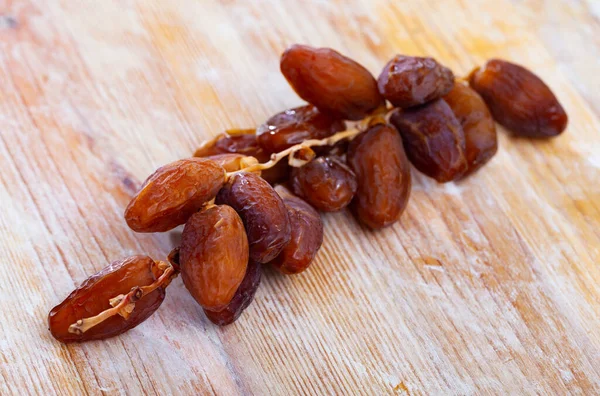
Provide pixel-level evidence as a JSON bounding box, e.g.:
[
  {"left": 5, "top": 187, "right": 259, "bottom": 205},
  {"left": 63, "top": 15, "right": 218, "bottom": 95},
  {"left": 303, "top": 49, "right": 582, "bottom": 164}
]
[{"left": 49, "top": 44, "right": 567, "bottom": 343}]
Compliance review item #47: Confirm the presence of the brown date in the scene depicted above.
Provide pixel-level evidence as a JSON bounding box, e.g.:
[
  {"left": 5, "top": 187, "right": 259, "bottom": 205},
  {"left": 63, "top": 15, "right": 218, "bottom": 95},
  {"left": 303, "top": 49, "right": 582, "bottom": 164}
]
[
  {"left": 194, "top": 130, "right": 289, "bottom": 184},
  {"left": 125, "top": 158, "right": 225, "bottom": 233},
  {"left": 270, "top": 186, "right": 323, "bottom": 274},
  {"left": 280, "top": 44, "right": 384, "bottom": 120},
  {"left": 378, "top": 55, "right": 454, "bottom": 108},
  {"left": 390, "top": 99, "right": 468, "bottom": 182},
  {"left": 194, "top": 129, "right": 260, "bottom": 158},
  {"left": 216, "top": 172, "right": 291, "bottom": 263},
  {"left": 180, "top": 205, "right": 249, "bottom": 311},
  {"left": 48, "top": 255, "right": 166, "bottom": 343},
  {"left": 347, "top": 124, "right": 411, "bottom": 229},
  {"left": 291, "top": 156, "right": 357, "bottom": 212},
  {"left": 257, "top": 105, "right": 345, "bottom": 153},
  {"left": 469, "top": 59, "right": 568, "bottom": 137},
  {"left": 204, "top": 153, "right": 259, "bottom": 173},
  {"left": 204, "top": 260, "right": 262, "bottom": 326},
  {"left": 443, "top": 82, "right": 497, "bottom": 176}
]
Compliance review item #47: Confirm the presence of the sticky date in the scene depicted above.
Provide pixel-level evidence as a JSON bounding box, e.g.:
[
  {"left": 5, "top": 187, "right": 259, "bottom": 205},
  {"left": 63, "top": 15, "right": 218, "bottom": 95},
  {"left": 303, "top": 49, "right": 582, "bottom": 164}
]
[
  {"left": 280, "top": 44, "right": 384, "bottom": 120},
  {"left": 469, "top": 59, "right": 568, "bottom": 137},
  {"left": 48, "top": 256, "right": 166, "bottom": 343},
  {"left": 270, "top": 186, "right": 323, "bottom": 274},
  {"left": 347, "top": 124, "right": 411, "bottom": 229},
  {"left": 204, "top": 260, "right": 262, "bottom": 326},
  {"left": 216, "top": 172, "right": 291, "bottom": 263},
  {"left": 194, "top": 130, "right": 289, "bottom": 184},
  {"left": 390, "top": 99, "right": 467, "bottom": 182},
  {"left": 291, "top": 156, "right": 357, "bottom": 212},
  {"left": 204, "top": 153, "right": 259, "bottom": 173},
  {"left": 378, "top": 55, "right": 454, "bottom": 108},
  {"left": 257, "top": 105, "right": 345, "bottom": 154},
  {"left": 124, "top": 158, "right": 225, "bottom": 233},
  {"left": 443, "top": 82, "right": 497, "bottom": 176},
  {"left": 180, "top": 205, "right": 249, "bottom": 311},
  {"left": 194, "top": 129, "right": 260, "bottom": 158}
]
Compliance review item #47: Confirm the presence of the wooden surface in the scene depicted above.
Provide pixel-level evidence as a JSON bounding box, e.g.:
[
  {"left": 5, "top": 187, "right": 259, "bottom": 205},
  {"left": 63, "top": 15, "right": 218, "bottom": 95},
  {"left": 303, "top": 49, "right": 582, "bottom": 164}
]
[{"left": 1, "top": 0, "right": 599, "bottom": 394}]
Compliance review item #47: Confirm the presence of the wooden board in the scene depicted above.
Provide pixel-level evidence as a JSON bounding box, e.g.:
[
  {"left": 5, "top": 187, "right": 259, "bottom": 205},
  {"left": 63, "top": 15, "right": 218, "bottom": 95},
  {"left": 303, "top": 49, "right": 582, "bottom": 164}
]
[{"left": 1, "top": 0, "right": 599, "bottom": 394}]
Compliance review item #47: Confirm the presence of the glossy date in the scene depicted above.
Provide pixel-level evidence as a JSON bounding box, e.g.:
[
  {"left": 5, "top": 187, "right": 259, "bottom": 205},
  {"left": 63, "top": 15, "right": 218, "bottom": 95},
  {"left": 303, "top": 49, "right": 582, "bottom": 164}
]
[
  {"left": 469, "top": 59, "right": 568, "bottom": 137},
  {"left": 347, "top": 124, "right": 412, "bottom": 229}
]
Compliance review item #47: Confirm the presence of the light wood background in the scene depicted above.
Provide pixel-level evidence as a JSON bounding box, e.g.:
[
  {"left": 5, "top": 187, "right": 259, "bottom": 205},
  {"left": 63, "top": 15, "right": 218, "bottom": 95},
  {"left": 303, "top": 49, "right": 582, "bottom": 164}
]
[{"left": 1, "top": 0, "right": 599, "bottom": 394}]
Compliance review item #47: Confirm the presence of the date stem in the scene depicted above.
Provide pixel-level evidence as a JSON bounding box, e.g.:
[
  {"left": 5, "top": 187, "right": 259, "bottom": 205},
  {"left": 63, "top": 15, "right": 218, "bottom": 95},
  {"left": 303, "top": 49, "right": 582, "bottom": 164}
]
[{"left": 227, "top": 109, "right": 394, "bottom": 177}]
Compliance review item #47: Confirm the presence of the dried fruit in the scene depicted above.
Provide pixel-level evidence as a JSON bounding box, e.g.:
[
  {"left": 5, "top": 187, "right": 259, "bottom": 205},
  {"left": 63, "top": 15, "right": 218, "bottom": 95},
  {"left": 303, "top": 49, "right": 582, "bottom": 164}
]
[
  {"left": 48, "top": 44, "right": 576, "bottom": 343},
  {"left": 469, "top": 59, "right": 568, "bottom": 137},
  {"left": 378, "top": 55, "right": 454, "bottom": 108},
  {"left": 390, "top": 99, "right": 467, "bottom": 182},
  {"left": 280, "top": 44, "right": 384, "bottom": 120},
  {"left": 216, "top": 172, "right": 291, "bottom": 263},
  {"left": 204, "top": 260, "right": 262, "bottom": 326},
  {"left": 347, "top": 124, "right": 411, "bottom": 229},
  {"left": 443, "top": 82, "right": 497, "bottom": 176},
  {"left": 291, "top": 156, "right": 357, "bottom": 212},
  {"left": 180, "top": 205, "right": 249, "bottom": 311},
  {"left": 205, "top": 153, "right": 259, "bottom": 173},
  {"left": 270, "top": 186, "right": 323, "bottom": 274},
  {"left": 257, "top": 105, "right": 345, "bottom": 154},
  {"left": 48, "top": 256, "right": 166, "bottom": 343},
  {"left": 193, "top": 129, "right": 259, "bottom": 158},
  {"left": 194, "top": 131, "right": 289, "bottom": 184},
  {"left": 125, "top": 158, "right": 225, "bottom": 232}
]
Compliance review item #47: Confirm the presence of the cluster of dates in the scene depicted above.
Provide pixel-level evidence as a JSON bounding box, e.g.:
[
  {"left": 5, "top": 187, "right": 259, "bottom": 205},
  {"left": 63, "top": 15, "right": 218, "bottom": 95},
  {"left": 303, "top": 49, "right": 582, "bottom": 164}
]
[{"left": 48, "top": 44, "right": 567, "bottom": 343}]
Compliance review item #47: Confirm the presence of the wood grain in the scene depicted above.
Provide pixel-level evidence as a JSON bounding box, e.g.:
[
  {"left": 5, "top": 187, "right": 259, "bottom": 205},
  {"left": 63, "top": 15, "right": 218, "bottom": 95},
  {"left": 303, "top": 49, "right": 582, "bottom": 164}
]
[{"left": 0, "top": 0, "right": 599, "bottom": 394}]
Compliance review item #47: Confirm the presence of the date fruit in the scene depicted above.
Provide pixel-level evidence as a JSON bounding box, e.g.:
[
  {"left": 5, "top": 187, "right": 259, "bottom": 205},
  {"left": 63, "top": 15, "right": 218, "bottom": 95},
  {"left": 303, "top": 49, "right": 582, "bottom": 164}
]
[
  {"left": 378, "top": 55, "right": 454, "bottom": 108},
  {"left": 347, "top": 124, "right": 411, "bottom": 229},
  {"left": 291, "top": 156, "right": 357, "bottom": 212},
  {"left": 270, "top": 186, "right": 323, "bottom": 274},
  {"left": 469, "top": 59, "right": 568, "bottom": 137},
  {"left": 204, "top": 260, "right": 262, "bottom": 326},
  {"left": 194, "top": 130, "right": 289, "bottom": 184},
  {"left": 216, "top": 172, "right": 291, "bottom": 263},
  {"left": 390, "top": 99, "right": 467, "bottom": 182},
  {"left": 205, "top": 153, "right": 259, "bottom": 173},
  {"left": 257, "top": 105, "right": 345, "bottom": 153},
  {"left": 125, "top": 158, "right": 225, "bottom": 233},
  {"left": 443, "top": 82, "right": 497, "bottom": 176},
  {"left": 180, "top": 205, "right": 249, "bottom": 311},
  {"left": 48, "top": 255, "right": 166, "bottom": 343},
  {"left": 280, "top": 44, "right": 384, "bottom": 120},
  {"left": 193, "top": 129, "right": 259, "bottom": 158}
]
